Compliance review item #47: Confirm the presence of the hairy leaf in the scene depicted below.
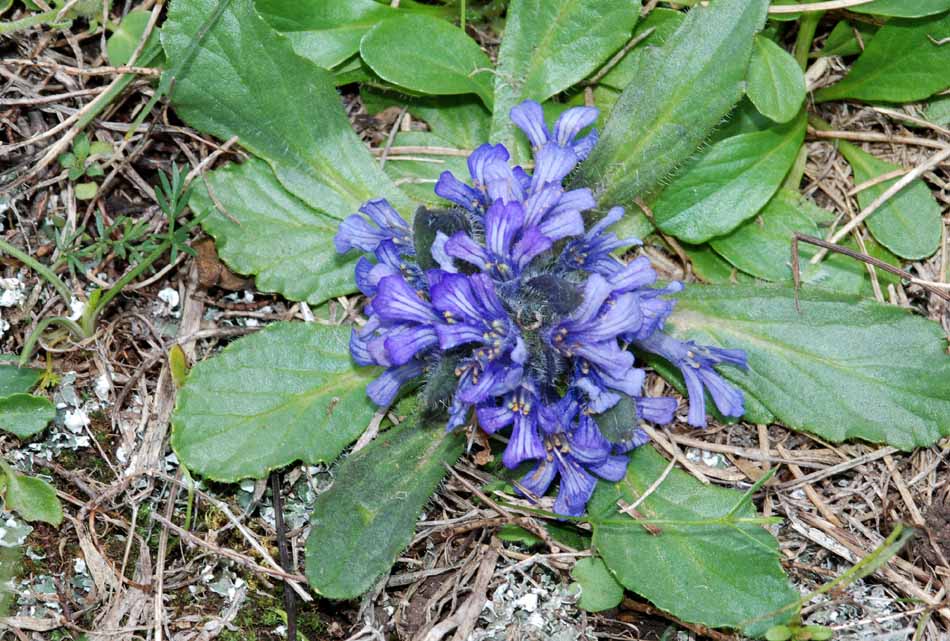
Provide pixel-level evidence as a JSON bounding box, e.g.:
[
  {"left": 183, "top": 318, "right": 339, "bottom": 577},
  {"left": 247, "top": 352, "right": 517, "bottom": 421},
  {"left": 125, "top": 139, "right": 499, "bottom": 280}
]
[
  {"left": 589, "top": 446, "right": 797, "bottom": 636},
  {"left": 747, "top": 36, "right": 805, "bottom": 123},
  {"left": 162, "top": 0, "right": 410, "bottom": 218},
  {"left": 191, "top": 159, "right": 357, "bottom": 305},
  {"left": 815, "top": 13, "right": 950, "bottom": 103},
  {"left": 171, "top": 323, "right": 377, "bottom": 481},
  {"left": 573, "top": 0, "right": 769, "bottom": 207},
  {"left": 306, "top": 419, "right": 464, "bottom": 598},
  {"left": 0, "top": 394, "right": 55, "bottom": 439},
  {"left": 361, "top": 14, "right": 494, "bottom": 108},
  {"left": 837, "top": 142, "right": 942, "bottom": 260},
  {"left": 668, "top": 284, "right": 950, "bottom": 449},
  {"left": 652, "top": 112, "right": 805, "bottom": 243},
  {"left": 491, "top": 0, "right": 640, "bottom": 160}
]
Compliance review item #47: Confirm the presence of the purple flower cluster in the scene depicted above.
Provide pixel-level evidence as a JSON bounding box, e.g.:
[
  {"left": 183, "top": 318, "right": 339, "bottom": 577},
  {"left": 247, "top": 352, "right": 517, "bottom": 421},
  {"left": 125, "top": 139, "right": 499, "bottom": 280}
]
[{"left": 335, "top": 100, "right": 746, "bottom": 516}]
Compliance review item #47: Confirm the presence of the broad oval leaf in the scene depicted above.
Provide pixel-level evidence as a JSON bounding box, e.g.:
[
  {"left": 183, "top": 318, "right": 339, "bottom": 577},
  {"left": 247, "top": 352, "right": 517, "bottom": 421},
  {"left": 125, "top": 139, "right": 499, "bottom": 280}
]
[
  {"left": 0, "top": 394, "right": 55, "bottom": 439},
  {"left": 0, "top": 363, "right": 41, "bottom": 396},
  {"left": 746, "top": 35, "right": 805, "bottom": 124},
  {"left": 1, "top": 463, "right": 62, "bottom": 526},
  {"left": 191, "top": 159, "right": 357, "bottom": 306},
  {"left": 306, "top": 419, "right": 464, "bottom": 599},
  {"left": 107, "top": 9, "right": 161, "bottom": 67},
  {"left": 651, "top": 112, "right": 805, "bottom": 244},
  {"left": 360, "top": 14, "right": 494, "bottom": 108},
  {"left": 256, "top": 0, "right": 401, "bottom": 69},
  {"left": 814, "top": 12, "right": 950, "bottom": 104},
  {"left": 668, "top": 284, "right": 950, "bottom": 449},
  {"left": 571, "top": 557, "right": 624, "bottom": 613},
  {"left": 850, "top": 0, "right": 950, "bottom": 18},
  {"left": 171, "top": 322, "right": 378, "bottom": 481},
  {"left": 837, "top": 141, "right": 942, "bottom": 260},
  {"left": 588, "top": 446, "right": 798, "bottom": 637},
  {"left": 573, "top": 0, "right": 769, "bottom": 208},
  {"left": 490, "top": 0, "right": 640, "bottom": 159},
  {"left": 708, "top": 190, "right": 900, "bottom": 296},
  {"left": 161, "top": 0, "right": 410, "bottom": 218}
]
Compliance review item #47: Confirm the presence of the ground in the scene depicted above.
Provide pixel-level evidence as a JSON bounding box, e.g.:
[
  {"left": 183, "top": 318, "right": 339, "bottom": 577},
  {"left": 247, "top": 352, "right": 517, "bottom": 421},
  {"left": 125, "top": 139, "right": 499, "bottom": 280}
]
[{"left": 0, "top": 3, "right": 949, "bottom": 641}]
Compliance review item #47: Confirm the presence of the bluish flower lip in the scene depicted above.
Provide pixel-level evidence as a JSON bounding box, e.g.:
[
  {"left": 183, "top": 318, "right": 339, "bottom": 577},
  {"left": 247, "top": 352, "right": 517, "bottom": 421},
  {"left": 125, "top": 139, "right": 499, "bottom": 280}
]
[{"left": 341, "top": 99, "right": 748, "bottom": 516}]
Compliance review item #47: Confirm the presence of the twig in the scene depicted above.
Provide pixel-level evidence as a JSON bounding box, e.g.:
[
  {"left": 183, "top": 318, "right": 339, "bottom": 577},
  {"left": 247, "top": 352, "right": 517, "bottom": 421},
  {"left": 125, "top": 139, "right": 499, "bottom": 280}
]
[
  {"left": 809, "top": 145, "right": 950, "bottom": 262},
  {"left": 586, "top": 27, "right": 656, "bottom": 87},
  {"left": 808, "top": 128, "right": 948, "bottom": 150},
  {"left": 792, "top": 234, "right": 950, "bottom": 308},
  {"left": 271, "top": 471, "right": 297, "bottom": 641},
  {"left": 1, "top": 58, "right": 161, "bottom": 77}
]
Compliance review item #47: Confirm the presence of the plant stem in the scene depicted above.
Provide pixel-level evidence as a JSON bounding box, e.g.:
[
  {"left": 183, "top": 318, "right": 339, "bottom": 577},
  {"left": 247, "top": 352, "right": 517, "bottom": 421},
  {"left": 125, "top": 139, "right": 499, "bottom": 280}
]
[
  {"left": 459, "top": 0, "right": 466, "bottom": 31},
  {"left": 0, "top": 8, "right": 59, "bottom": 35},
  {"left": 83, "top": 239, "right": 171, "bottom": 334},
  {"left": 19, "top": 317, "right": 85, "bottom": 366},
  {"left": 0, "top": 238, "right": 72, "bottom": 303},
  {"left": 794, "top": 10, "right": 823, "bottom": 70}
]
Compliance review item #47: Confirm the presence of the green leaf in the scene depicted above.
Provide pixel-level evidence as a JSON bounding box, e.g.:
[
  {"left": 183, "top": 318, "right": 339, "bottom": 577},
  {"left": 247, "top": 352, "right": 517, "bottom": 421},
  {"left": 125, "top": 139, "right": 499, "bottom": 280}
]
[
  {"left": 708, "top": 190, "right": 901, "bottom": 296},
  {"left": 190, "top": 159, "right": 357, "bottom": 305},
  {"left": 255, "top": 0, "right": 393, "bottom": 69},
  {"left": 817, "top": 21, "right": 876, "bottom": 58},
  {"left": 256, "top": 0, "right": 449, "bottom": 69},
  {"left": 0, "top": 363, "right": 42, "bottom": 396},
  {"left": 0, "top": 394, "right": 55, "bottom": 439},
  {"left": 746, "top": 36, "right": 805, "bottom": 123},
  {"left": 75, "top": 182, "right": 98, "bottom": 200},
  {"left": 1, "top": 463, "right": 62, "bottom": 526},
  {"left": 850, "top": 0, "right": 950, "bottom": 18},
  {"left": 571, "top": 557, "right": 624, "bottom": 612},
  {"left": 107, "top": 10, "right": 159, "bottom": 66},
  {"left": 490, "top": 0, "right": 640, "bottom": 160},
  {"left": 838, "top": 141, "right": 942, "bottom": 259},
  {"left": 589, "top": 446, "right": 797, "bottom": 636},
  {"left": 651, "top": 112, "right": 805, "bottom": 244},
  {"left": 668, "top": 284, "right": 950, "bottom": 449},
  {"left": 598, "top": 9, "right": 685, "bottom": 94},
  {"left": 171, "top": 322, "right": 378, "bottom": 481},
  {"left": 161, "top": 0, "right": 410, "bottom": 218},
  {"left": 360, "top": 14, "right": 494, "bottom": 108},
  {"left": 305, "top": 419, "right": 464, "bottom": 599},
  {"left": 815, "top": 13, "right": 950, "bottom": 104},
  {"left": 497, "top": 524, "right": 543, "bottom": 547},
  {"left": 573, "top": 0, "right": 769, "bottom": 208}
]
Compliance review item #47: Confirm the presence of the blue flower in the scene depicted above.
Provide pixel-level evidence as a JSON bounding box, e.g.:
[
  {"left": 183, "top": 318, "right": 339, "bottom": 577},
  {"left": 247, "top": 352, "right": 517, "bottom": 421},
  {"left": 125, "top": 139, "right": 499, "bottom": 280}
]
[
  {"left": 335, "top": 99, "right": 747, "bottom": 516},
  {"left": 635, "top": 331, "right": 747, "bottom": 427}
]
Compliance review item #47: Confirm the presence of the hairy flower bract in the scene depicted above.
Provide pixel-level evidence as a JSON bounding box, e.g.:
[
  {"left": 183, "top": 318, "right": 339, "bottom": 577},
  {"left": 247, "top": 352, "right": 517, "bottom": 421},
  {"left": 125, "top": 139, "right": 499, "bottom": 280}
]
[{"left": 335, "top": 100, "right": 747, "bottom": 516}]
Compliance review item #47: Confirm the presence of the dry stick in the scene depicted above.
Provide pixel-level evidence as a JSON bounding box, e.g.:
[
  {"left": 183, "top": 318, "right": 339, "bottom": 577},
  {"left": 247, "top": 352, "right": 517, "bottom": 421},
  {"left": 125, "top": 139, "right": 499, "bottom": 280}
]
[
  {"left": 776, "top": 446, "right": 897, "bottom": 491},
  {"left": 809, "top": 145, "right": 950, "bottom": 264},
  {"left": 776, "top": 443, "right": 842, "bottom": 527},
  {"left": 149, "top": 470, "right": 312, "bottom": 601},
  {"left": 1, "top": 58, "right": 160, "bottom": 77},
  {"left": 809, "top": 128, "right": 948, "bottom": 150},
  {"left": 638, "top": 423, "right": 710, "bottom": 484},
  {"left": 882, "top": 455, "right": 925, "bottom": 526},
  {"left": 870, "top": 106, "right": 950, "bottom": 138},
  {"left": 791, "top": 234, "right": 950, "bottom": 310},
  {"left": 271, "top": 471, "right": 297, "bottom": 641}
]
